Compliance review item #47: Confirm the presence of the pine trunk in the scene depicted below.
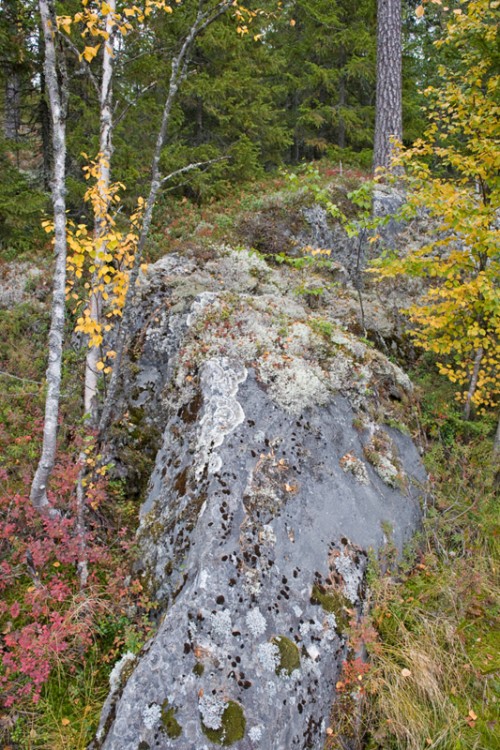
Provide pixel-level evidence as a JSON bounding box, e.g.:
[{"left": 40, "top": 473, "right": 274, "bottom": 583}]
[
  {"left": 30, "top": 0, "right": 67, "bottom": 513},
  {"left": 4, "top": 68, "right": 21, "bottom": 141},
  {"left": 373, "top": 0, "right": 402, "bottom": 172}
]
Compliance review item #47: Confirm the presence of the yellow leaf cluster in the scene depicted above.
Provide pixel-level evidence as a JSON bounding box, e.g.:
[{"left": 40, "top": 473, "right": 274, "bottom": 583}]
[
  {"left": 66, "top": 153, "right": 145, "bottom": 362},
  {"left": 371, "top": 0, "right": 499, "bottom": 413},
  {"left": 58, "top": 0, "right": 175, "bottom": 58}
]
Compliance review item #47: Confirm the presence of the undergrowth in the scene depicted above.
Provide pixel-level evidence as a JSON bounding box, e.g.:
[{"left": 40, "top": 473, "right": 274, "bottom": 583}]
[{"left": 0, "top": 301, "right": 152, "bottom": 749}]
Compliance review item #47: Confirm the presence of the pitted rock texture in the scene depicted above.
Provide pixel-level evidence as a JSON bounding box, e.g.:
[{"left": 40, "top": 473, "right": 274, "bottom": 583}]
[{"left": 96, "top": 246, "right": 426, "bottom": 750}]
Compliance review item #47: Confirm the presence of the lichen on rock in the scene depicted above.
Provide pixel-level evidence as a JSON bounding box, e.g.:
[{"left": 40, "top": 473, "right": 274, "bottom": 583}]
[{"left": 94, "top": 241, "right": 427, "bottom": 750}]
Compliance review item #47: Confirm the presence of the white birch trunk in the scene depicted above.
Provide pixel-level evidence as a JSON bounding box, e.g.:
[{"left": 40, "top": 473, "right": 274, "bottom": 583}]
[
  {"left": 99, "top": 0, "right": 232, "bottom": 437},
  {"left": 30, "top": 0, "right": 67, "bottom": 513},
  {"left": 84, "top": 0, "right": 116, "bottom": 423},
  {"left": 463, "top": 347, "right": 483, "bottom": 421}
]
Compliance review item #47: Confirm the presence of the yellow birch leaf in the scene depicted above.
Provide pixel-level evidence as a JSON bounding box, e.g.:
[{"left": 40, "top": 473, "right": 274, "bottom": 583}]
[{"left": 83, "top": 45, "right": 100, "bottom": 62}]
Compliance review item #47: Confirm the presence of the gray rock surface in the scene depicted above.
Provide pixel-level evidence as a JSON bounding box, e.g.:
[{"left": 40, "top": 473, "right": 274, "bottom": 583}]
[{"left": 95, "top": 246, "right": 427, "bottom": 750}]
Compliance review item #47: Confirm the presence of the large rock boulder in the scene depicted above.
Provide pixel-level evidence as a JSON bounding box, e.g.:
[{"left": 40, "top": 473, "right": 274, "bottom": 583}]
[{"left": 94, "top": 247, "right": 426, "bottom": 750}]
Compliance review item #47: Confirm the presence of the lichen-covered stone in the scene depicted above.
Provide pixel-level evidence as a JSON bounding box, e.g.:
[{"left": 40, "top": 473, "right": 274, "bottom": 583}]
[{"left": 94, "top": 245, "right": 427, "bottom": 750}]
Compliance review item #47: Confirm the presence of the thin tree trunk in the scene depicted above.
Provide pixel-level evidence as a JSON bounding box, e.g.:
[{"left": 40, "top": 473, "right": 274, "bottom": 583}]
[
  {"left": 30, "top": 0, "right": 68, "bottom": 513},
  {"left": 99, "top": 1, "right": 232, "bottom": 438},
  {"left": 337, "top": 46, "right": 346, "bottom": 149},
  {"left": 493, "top": 414, "right": 500, "bottom": 457},
  {"left": 338, "top": 74, "right": 346, "bottom": 150},
  {"left": 84, "top": 0, "right": 116, "bottom": 424},
  {"left": 463, "top": 347, "right": 483, "bottom": 420},
  {"left": 373, "top": 0, "right": 402, "bottom": 172},
  {"left": 4, "top": 68, "right": 21, "bottom": 141}
]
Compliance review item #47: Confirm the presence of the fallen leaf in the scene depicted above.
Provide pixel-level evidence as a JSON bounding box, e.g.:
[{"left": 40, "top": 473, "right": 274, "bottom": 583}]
[
  {"left": 61, "top": 718, "right": 70, "bottom": 726},
  {"left": 401, "top": 668, "right": 412, "bottom": 677},
  {"left": 469, "top": 710, "right": 477, "bottom": 721}
]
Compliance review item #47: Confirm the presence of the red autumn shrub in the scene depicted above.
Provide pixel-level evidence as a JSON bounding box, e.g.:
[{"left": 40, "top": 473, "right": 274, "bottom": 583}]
[{"left": 0, "top": 457, "right": 136, "bottom": 707}]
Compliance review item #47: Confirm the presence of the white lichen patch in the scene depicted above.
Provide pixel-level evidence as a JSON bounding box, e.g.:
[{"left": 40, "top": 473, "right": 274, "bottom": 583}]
[
  {"left": 195, "top": 357, "right": 247, "bottom": 481},
  {"left": 109, "top": 651, "right": 136, "bottom": 694},
  {"left": 257, "top": 642, "right": 280, "bottom": 672},
  {"left": 199, "top": 694, "right": 227, "bottom": 730},
  {"left": 306, "top": 644, "right": 320, "bottom": 661},
  {"left": 142, "top": 703, "right": 161, "bottom": 730},
  {"left": 363, "top": 429, "right": 405, "bottom": 489},
  {"left": 325, "top": 612, "right": 338, "bottom": 631},
  {"left": 186, "top": 291, "right": 220, "bottom": 327},
  {"left": 246, "top": 608, "right": 267, "bottom": 637},
  {"left": 210, "top": 609, "right": 232, "bottom": 640},
  {"left": 260, "top": 355, "right": 330, "bottom": 415},
  {"left": 372, "top": 453, "right": 400, "bottom": 487},
  {"left": 260, "top": 524, "right": 276, "bottom": 545},
  {"left": 334, "top": 550, "right": 364, "bottom": 604},
  {"left": 249, "top": 725, "right": 263, "bottom": 742},
  {"left": 339, "top": 452, "right": 369, "bottom": 485}
]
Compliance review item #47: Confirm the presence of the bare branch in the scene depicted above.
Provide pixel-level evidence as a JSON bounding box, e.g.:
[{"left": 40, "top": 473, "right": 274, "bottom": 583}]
[
  {"left": 114, "top": 81, "right": 158, "bottom": 126},
  {"left": 0, "top": 369, "right": 44, "bottom": 386},
  {"left": 160, "top": 156, "right": 229, "bottom": 185}
]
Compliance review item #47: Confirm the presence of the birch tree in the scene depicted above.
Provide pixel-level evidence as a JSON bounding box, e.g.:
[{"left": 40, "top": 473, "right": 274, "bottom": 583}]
[
  {"left": 99, "top": 0, "right": 238, "bottom": 436},
  {"left": 84, "top": 0, "right": 116, "bottom": 424},
  {"left": 30, "top": 0, "right": 68, "bottom": 512}
]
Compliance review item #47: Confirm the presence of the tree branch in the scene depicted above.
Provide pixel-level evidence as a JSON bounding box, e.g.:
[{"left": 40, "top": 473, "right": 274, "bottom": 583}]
[
  {"left": 114, "top": 81, "right": 158, "bottom": 126},
  {"left": 160, "top": 156, "right": 228, "bottom": 185},
  {"left": 59, "top": 32, "right": 98, "bottom": 96}
]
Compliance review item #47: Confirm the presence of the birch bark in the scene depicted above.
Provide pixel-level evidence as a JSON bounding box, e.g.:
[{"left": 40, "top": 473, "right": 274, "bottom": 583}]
[
  {"left": 84, "top": 0, "right": 116, "bottom": 423},
  {"left": 30, "top": 0, "right": 68, "bottom": 512}
]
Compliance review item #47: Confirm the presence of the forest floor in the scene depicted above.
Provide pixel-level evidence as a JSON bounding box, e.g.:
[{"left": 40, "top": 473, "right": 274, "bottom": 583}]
[{"left": 0, "top": 161, "right": 498, "bottom": 749}]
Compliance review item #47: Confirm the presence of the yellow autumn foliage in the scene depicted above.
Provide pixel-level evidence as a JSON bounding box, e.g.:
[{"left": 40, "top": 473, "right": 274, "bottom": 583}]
[{"left": 371, "top": 0, "right": 499, "bottom": 413}]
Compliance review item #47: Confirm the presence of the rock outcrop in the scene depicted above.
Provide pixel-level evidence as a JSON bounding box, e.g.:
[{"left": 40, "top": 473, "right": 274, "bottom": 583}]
[{"left": 94, "top": 244, "right": 426, "bottom": 750}]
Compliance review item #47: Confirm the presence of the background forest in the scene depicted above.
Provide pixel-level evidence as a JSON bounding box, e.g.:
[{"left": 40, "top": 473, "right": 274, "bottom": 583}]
[
  {"left": 0, "top": 0, "right": 498, "bottom": 748},
  {"left": 1, "top": 0, "right": 454, "bottom": 240}
]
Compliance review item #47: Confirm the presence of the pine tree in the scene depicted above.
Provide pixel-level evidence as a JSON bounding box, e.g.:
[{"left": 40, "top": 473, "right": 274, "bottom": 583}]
[{"left": 374, "top": 0, "right": 402, "bottom": 170}]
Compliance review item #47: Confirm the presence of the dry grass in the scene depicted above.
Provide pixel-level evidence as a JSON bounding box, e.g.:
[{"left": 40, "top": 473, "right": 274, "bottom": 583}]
[{"left": 360, "top": 435, "right": 500, "bottom": 750}]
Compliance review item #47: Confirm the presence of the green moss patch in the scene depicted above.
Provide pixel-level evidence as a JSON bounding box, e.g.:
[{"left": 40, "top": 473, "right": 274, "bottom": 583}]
[
  {"left": 161, "top": 700, "right": 182, "bottom": 739},
  {"left": 272, "top": 635, "right": 301, "bottom": 675},
  {"left": 193, "top": 662, "right": 205, "bottom": 677},
  {"left": 310, "top": 584, "right": 351, "bottom": 631},
  {"left": 201, "top": 700, "right": 246, "bottom": 745}
]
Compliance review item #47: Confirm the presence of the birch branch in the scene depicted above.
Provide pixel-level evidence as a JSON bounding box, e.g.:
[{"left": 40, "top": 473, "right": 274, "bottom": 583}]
[
  {"left": 114, "top": 81, "right": 158, "bottom": 127},
  {"left": 160, "top": 156, "right": 229, "bottom": 185}
]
